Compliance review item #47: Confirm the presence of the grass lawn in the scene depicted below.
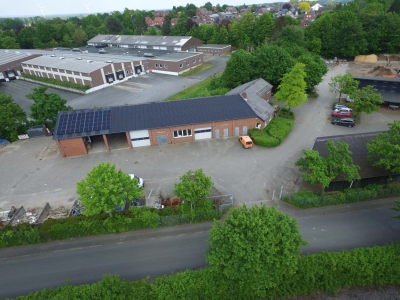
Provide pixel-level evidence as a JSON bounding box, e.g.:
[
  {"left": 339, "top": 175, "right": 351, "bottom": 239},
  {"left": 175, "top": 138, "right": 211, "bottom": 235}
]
[
  {"left": 179, "top": 63, "right": 215, "bottom": 76},
  {"left": 166, "top": 72, "right": 223, "bottom": 101}
]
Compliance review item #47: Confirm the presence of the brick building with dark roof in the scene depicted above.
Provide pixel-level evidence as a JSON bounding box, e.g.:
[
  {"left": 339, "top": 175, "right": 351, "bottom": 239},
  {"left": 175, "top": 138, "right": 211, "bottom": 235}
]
[{"left": 53, "top": 79, "right": 274, "bottom": 157}]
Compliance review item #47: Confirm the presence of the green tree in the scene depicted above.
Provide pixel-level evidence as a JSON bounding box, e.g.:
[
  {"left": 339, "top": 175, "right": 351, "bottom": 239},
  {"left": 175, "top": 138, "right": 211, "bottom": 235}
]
[
  {"left": 134, "top": 11, "right": 147, "bottom": 35},
  {"left": 252, "top": 45, "right": 295, "bottom": 88},
  {"left": 171, "top": 14, "right": 188, "bottom": 35},
  {"left": 0, "top": 36, "right": 20, "bottom": 48},
  {"left": 252, "top": 13, "right": 274, "bottom": 46},
  {"left": 296, "top": 141, "right": 360, "bottom": 189},
  {"left": 0, "top": 92, "right": 27, "bottom": 142},
  {"left": 393, "top": 201, "right": 400, "bottom": 219},
  {"left": 298, "top": 1, "right": 311, "bottom": 12},
  {"left": 352, "top": 85, "right": 383, "bottom": 115},
  {"left": 144, "top": 27, "right": 158, "bottom": 35},
  {"left": 173, "top": 169, "right": 213, "bottom": 210},
  {"left": 335, "top": 11, "right": 367, "bottom": 57},
  {"left": 275, "top": 25, "right": 306, "bottom": 47},
  {"left": 26, "top": 87, "right": 72, "bottom": 128},
  {"left": 367, "top": 121, "right": 400, "bottom": 174},
  {"left": 274, "top": 63, "right": 307, "bottom": 109},
  {"left": 76, "top": 162, "right": 143, "bottom": 218},
  {"left": 17, "top": 27, "right": 36, "bottom": 49},
  {"left": 72, "top": 28, "right": 88, "bottom": 46},
  {"left": 105, "top": 16, "right": 122, "bottom": 34},
  {"left": 162, "top": 14, "right": 172, "bottom": 35},
  {"left": 328, "top": 74, "right": 359, "bottom": 102},
  {"left": 36, "top": 23, "right": 57, "bottom": 44},
  {"left": 203, "top": 1, "right": 213, "bottom": 11},
  {"left": 297, "top": 52, "right": 328, "bottom": 92},
  {"left": 207, "top": 205, "right": 307, "bottom": 298},
  {"left": 85, "top": 25, "right": 100, "bottom": 40},
  {"left": 221, "top": 50, "right": 253, "bottom": 88}
]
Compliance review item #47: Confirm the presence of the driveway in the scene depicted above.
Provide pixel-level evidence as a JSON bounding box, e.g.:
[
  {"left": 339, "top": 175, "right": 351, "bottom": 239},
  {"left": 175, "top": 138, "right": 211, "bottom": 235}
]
[{"left": 1, "top": 64, "right": 400, "bottom": 211}]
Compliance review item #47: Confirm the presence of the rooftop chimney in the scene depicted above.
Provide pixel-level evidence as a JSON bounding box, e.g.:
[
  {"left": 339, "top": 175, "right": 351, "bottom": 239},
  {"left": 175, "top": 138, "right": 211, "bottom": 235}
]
[{"left": 241, "top": 92, "right": 247, "bottom": 100}]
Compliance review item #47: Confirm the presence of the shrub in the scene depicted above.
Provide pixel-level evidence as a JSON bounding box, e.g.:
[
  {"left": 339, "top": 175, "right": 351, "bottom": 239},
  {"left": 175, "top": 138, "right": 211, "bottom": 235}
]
[
  {"left": 248, "top": 128, "right": 281, "bottom": 147},
  {"left": 280, "top": 107, "right": 296, "bottom": 120},
  {"left": 23, "top": 74, "right": 91, "bottom": 92},
  {"left": 284, "top": 184, "right": 400, "bottom": 208}
]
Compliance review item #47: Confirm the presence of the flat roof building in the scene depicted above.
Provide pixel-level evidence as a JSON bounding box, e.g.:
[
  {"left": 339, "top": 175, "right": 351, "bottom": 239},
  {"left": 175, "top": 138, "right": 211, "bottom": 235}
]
[{"left": 196, "top": 44, "right": 231, "bottom": 56}]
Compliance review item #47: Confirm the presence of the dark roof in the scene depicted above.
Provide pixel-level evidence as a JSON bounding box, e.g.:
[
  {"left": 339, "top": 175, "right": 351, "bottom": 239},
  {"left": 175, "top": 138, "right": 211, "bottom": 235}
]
[
  {"left": 312, "top": 132, "right": 394, "bottom": 180},
  {"left": 110, "top": 94, "right": 257, "bottom": 132},
  {"left": 353, "top": 76, "right": 400, "bottom": 83},
  {"left": 54, "top": 94, "right": 258, "bottom": 140}
]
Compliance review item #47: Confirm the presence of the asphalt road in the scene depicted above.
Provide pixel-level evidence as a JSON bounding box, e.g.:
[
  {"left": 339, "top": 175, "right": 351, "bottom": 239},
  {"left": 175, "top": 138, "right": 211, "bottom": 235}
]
[{"left": 1, "top": 199, "right": 399, "bottom": 299}]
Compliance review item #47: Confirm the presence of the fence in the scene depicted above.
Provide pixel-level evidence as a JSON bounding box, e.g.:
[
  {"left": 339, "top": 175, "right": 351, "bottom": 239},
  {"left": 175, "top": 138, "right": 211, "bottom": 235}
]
[
  {"left": 208, "top": 194, "right": 234, "bottom": 212},
  {"left": 284, "top": 185, "right": 400, "bottom": 209},
  {"left": 325, "top": 174, "right": 400, "bottom": 192}
]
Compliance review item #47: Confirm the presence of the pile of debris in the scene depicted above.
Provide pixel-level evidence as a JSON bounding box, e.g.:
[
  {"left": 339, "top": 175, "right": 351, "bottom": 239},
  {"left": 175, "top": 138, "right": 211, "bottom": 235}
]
[
  {"left": 44, "top": 206, "right": 70, "bottom": 221},
  {"left": 354, "top": 54, "right": 378, "bottom": 63},
  {"left": 18, "top": 208, "right": 40, "bottom": 224},
  {"left": 367, "top": 65, "right": 398, "bottom": 77}
]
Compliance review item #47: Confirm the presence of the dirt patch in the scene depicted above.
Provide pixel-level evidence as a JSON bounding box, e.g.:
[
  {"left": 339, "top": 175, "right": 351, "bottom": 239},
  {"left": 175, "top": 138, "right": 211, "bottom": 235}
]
[
  {"left": 367, "top": 65, "right": 398, "bottom": 77},
  {"left": 347, "top": 60, "right": 400, "bottom": 78},
  {"left": 43, "top": 206, "right": 70, "bottom": 221}
]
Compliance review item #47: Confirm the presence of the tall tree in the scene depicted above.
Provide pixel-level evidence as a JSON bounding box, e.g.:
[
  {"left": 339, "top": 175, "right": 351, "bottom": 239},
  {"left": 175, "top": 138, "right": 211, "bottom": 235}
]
[
  {"left": 0, "top": 92, "right": 27, "bottom": 142},
  {"left": 105, "top": 16, "right": 123, "bottom": 34},
  {"left": 221, "top": 50, "right": 253, "bottom": 88},
  {"left": 274, "top": 63, "right": 307, "bottom": 109},
  {"left": 352, "top": 85, "right": 383, "bottom": 115},
  {"left": 252, "top": 13, "right": 274, "bottom": 46},
  {"left": 72, "top": 28, "right": 88, "bottom": 46},
  {"left": 296, "top": 141, "right": 360, "bottom": 189},
  {"left": 173, "top": 169, "right": 213, "bottom": 210},
  {"left": 207, "top": 205, "right": 307, "bottom": 298},
  {"left": 275, "top": 25, "right": 306, "bottom": 47},
  {"left": 328, "top": 74, "right": 359, "bottom": 102},
  {"left": 162, "top": 14, "right": 172, "bottom": 35},
  {"left": 17, "top": 27, "right": 36, "bottom": 49},
  {"left": 367, "top": 121, "right": 400, "bottom": 174},
  {"left": 203, "top": 1, "right": 213, "bottom": 11},
  {"left": 171, "top": 15, "right": 188, "bottom": 36},
  {"left": 134, "top": 11, "right": 147, "bottom": 35},
  {"left": 76, "top": 162, "right": 143, "bottom": 218},
  {"left": 298, "top": 2, "right": 311, "bottom": 12},
  {"left": 252, "top": 45, "right": 295, "bottom": 88},
  {"left": 0, "top": 36, "right": 20, "bottom": 49},
  {"left": 297, "top": 52, "right": 328, "bottom": 92},
  {"left": 26, "top": 87, "right": 72, "bottom": 128}
]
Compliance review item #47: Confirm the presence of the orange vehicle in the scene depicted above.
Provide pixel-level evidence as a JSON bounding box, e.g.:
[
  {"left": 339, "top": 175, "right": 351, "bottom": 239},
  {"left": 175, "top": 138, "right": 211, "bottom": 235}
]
[{"left": 239, "top": 136, "right": 253, "bottom": 149}]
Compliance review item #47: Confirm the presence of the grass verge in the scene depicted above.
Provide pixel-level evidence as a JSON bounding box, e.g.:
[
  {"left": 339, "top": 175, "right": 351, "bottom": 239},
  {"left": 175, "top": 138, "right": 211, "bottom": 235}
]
[{"left": 179, "top": 63, "right": 215, "bottom": 76}]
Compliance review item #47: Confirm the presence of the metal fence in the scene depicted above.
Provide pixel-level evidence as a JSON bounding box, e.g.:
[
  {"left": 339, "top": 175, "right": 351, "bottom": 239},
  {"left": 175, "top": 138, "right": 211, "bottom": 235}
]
[{"left": 208, "top": 194, "right": 234, "bottom": 212}]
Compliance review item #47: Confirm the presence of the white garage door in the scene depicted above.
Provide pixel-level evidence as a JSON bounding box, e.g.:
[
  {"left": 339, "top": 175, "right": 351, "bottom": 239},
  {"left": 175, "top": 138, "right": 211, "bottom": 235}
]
[
  {"left": 195, "top": 127, "right": 212, "bottom": 140},
  {"left": 129, "top": 130, "right": 151, "bottom": 147}
]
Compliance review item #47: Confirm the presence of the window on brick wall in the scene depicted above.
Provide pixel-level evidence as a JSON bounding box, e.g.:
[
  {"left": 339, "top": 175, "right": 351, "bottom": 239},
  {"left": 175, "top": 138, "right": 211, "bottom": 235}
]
[{"left": 173, "top": 129, "right": 192, "bottom": 138}]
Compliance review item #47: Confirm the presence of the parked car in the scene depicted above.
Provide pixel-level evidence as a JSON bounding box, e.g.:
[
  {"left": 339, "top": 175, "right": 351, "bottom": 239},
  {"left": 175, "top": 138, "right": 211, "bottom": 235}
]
[
  {"left": 239, "top": 136, "right": 253, "bottom": 149},
  {"left": 332, "top": 110, "right": 352, "bottom": 117},
  {"left": 346, "top": 95, "right": 354, "bottom": 103},
  {"left": 331, "top": 117, "right": 355, "bottom": 127},
  {"left": 333, "top": 107, "right": 352, "bottom": 113},
  {"left": 129, "top": 174, "right": 144, "bottom": 188},
  {"left": 332, "top": 103, "right": 349, "bottom": 110}
]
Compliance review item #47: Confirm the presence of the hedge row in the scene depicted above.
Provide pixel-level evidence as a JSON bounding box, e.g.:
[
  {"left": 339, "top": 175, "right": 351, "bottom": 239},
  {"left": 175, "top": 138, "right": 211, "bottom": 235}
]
[
  {"left": 23, "top": 74, "right": 91, "bottom": 92},
  {"left": 0, "top": 207, "right": 223, "bottom": 248},
  {"left": 248, "top": 116, "right": 294, "bottom": 148},
  {"left": 14, "top": 243, "right": 400, "bottom": 299},
  {"left": 283, "top": 184, "right": 400, "bottom": 209}
]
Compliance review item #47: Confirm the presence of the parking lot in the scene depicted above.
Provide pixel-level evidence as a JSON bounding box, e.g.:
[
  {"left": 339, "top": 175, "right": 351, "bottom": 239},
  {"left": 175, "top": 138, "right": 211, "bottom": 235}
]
[{"left": 1, "top": 64, "right": 399, "bottom": 212}]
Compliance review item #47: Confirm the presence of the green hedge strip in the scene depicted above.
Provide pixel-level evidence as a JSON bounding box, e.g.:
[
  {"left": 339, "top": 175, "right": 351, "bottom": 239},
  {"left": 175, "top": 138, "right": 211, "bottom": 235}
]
[
  {"left": 23, "top": 74, "right": 91, "bottom": 92},
  {"left": 0, "top": 208, "right": 223, "bottom": 248},
  {"left": 13, "top": 243, "right": 400, "bottom": 300},
  {"left": 283, "top": 184, "right": 400, "bottom": 208},
  {"left": 249, "top": 116, "right": 294, "bottom": 148}
]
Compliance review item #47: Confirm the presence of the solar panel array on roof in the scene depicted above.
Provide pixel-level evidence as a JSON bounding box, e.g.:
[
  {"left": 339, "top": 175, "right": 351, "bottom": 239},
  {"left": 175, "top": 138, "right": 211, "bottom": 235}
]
[{"left": 57, "top": 110, "right": 111, "bottom": 135}]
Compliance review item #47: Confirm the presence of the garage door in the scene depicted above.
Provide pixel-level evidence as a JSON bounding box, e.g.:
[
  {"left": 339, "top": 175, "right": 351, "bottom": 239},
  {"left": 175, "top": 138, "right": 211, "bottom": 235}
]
[
  {"left": 129, "top": 130, "right": 151, "bottom": 147},
  {"left": 195, "top": 127, "right": 212, "bottom": 140}
]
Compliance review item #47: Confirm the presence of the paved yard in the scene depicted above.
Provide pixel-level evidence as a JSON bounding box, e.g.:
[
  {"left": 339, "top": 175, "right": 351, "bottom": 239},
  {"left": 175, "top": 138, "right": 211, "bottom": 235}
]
[
  {"left": 1, "top": 64, "right": 399, "bottom": 212},
  {"left": 0, "top": 80, "right": 80, "bottom": 114}
]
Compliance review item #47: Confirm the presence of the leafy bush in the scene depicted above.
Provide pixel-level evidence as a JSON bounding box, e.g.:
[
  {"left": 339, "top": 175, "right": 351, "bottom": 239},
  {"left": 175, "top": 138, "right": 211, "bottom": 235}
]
[
  {"left": 0, "top": 206, "right": 222, "bottom": 249},
  {"left": 284, "top": 184, "right": 400, "bottom": 208},
  {"left": 23, "top": 74, "right": 91, "bottom": 92},
  {"left": 279, "top": 107, "right": 296, "bottom": 120},
  {"left": 17, "top": 244, "right": 400, "bottom": 300},
  {"left": 248, "top": 117, "right": 294, "bottom": 148}
]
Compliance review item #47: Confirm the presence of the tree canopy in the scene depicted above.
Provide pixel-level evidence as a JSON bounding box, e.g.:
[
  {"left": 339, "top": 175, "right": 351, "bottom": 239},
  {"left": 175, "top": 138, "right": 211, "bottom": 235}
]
[
  {"left": 207, "top": 205, "right": 307, "bottom": 298},
  {"left": 173, "top": 169, "right": 213, "bottom": 210},
  {"left": 328, "top": 74, "right": 359, "bottom": 102},
  {"left": 76, "top": 162, "right": 143, "bottom": 217},
  {"left": 296, "top": 141, "right": 360, "bottom": 189},
  {"left": 274, "top": 63, "right": 308, "bottom": 109},
  {"left": 352, "top": 85, "right": 383, "bottom": 114},
  {"left": 221, "top": 50, "right": 253, "bottom": 88},
  {"left": 26, "top": 86, "right": 72, "bottom": 128},
  {"left": 367, "top": 121, "right": 400, "bottom": 174},
  {"left": 0, "top": 92, "right": 27, "bottom": 141}
]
